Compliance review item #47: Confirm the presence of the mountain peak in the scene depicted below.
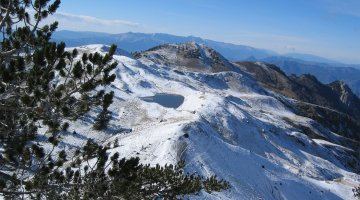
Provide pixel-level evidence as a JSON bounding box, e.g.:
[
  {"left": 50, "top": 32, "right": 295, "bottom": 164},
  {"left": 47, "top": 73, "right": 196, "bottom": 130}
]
[{"left": 134, "top": 42, "right": 236, "bottom": 72}]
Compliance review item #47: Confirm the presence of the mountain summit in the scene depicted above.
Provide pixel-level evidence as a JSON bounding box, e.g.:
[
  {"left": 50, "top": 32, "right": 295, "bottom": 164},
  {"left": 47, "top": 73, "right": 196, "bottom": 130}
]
[{"left": 134, "top": 42, "right": 237, "bottom": 72}]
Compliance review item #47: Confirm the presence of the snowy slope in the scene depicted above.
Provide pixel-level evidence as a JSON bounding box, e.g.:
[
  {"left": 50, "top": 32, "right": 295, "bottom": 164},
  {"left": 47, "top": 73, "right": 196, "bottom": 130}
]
[{"left": 44, "top": 44, "right": 359, "bottom": 200}]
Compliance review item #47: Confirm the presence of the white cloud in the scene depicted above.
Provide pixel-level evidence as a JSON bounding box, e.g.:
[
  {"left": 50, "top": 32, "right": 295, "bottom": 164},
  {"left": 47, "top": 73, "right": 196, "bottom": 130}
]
[
  {"left": 54, "top": 12, "right": 140, "bottom": 27},
  {"left": 40, "top": 12, "right": 143, "bottom": 33}
]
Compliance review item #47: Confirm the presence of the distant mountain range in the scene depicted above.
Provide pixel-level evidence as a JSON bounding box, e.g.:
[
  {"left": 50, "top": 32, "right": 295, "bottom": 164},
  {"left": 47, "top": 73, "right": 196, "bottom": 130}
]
[
  {"left": 262, "top": 56, "right": 360, "bottom": 96},
  {"left": 52, "top": 30, "right": 277, "bottom": 60},
  {"left": 52, "top": 30, "right": 360, "bottom": 96},
  {"left": 53, "top": 30, "right": 360, "bottom": 66}
]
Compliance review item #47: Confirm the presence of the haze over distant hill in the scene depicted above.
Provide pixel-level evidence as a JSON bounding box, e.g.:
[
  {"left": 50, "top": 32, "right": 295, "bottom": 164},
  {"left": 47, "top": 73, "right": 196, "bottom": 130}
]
[
  {"left": 53, "top": 30, "right": 360, "bottom": 96},
  {"left": 53, "top": 30, "right": 360, "bottom": 66},
  {"left": 262, "top": 56, "right": 360, "bottom": 96},
  {"left": 52, "top": 30, "right": 278, "bottom": 60}
]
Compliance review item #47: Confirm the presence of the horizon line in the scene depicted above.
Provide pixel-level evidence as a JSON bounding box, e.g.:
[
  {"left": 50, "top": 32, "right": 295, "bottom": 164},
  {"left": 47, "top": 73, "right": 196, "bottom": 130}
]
[{"left": 54, "top": 29, "right": 360, "bottom": 66}]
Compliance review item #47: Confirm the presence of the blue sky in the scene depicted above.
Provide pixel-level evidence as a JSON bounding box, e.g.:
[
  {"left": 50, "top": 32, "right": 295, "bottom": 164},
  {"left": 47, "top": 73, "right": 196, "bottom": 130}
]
[{"left": 53, "top": 0, "right": 360, "bottom": 63}]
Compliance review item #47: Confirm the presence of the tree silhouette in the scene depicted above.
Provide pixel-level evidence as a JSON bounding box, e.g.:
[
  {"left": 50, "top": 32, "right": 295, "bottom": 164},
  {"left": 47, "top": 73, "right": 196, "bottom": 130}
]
[{"left": 0, "top": 0, "right": 229, "bottom": 199}]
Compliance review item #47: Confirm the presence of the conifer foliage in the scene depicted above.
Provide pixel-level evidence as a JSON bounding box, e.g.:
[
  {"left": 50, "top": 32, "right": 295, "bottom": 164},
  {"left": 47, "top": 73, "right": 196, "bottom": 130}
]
[
  {"left": 24, "top": 140, "right": 229, "bottom": 199},
  {"left": 93, "top": 91, "right": 114, "bottom": 130},
  {"left": 0, "top": 0, "right": 229, "bottom": 199},
  {"left": 354, "top": 185, "right": 360, "bottom": 199}
]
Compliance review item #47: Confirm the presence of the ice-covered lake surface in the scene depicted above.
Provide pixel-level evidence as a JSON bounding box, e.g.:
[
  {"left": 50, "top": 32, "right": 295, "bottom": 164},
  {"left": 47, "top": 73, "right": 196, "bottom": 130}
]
[{"left": 140, "top": 93, "right": 184, "bottom": 108}]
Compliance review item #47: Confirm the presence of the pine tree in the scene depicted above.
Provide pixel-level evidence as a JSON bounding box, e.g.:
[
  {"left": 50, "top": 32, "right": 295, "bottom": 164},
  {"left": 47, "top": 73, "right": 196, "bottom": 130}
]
[
  {"left": 0, "top": 0, "right": 229, "bottom": 198},
  {"left": 93, "top": 110, "right": 112, "bottom": 130},
  {"left": 93, "top": 91, "right": 114, "bottom": 130},
  {"left": 354, "top": 185, "right": 360, "bottom": 199},
  {"left": 34, "top": 140, "right": 230, "bottom": 200}
]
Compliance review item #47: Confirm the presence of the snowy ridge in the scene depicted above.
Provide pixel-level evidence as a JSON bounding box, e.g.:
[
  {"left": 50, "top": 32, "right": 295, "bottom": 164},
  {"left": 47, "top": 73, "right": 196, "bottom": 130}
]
[
  {"left": 47, "top": 44, "right": 359, "bottom": 200},
  {"left": 135, "top": 42, "right": 237, "bottom": 73}
]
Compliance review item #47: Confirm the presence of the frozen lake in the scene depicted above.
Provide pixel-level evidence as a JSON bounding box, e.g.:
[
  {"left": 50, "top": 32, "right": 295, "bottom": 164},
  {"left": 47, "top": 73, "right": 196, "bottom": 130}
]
[{"left": 140, "top": 93, "right": 184, "bottom": 108}]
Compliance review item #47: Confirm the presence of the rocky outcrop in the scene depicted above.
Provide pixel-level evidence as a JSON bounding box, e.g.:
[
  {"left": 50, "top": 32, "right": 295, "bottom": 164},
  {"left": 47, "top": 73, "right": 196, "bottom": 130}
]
[{"left": 237, "top": 61, "right": 360, "bottom": 141}]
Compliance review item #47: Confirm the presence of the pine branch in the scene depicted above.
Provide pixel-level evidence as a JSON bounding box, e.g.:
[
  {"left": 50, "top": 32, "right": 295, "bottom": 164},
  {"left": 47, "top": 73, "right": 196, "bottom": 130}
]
[{"left": 0, "top": 0, "right": 12, "bottom": 29}]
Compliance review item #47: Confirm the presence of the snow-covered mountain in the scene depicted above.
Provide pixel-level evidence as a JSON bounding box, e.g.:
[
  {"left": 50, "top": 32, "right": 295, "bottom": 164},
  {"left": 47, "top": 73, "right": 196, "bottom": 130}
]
[
  {"left": 134, "top": 42, "right": 238, "bottom": 73},
  {"left": 48, "top": 43, "right": 360, "bottom": 200},
  {"left": 52, "top": 31, "right": 360, "bottom": 98},
  {"left": 237, "top": 61, "right": 360, "bottom": 142}
]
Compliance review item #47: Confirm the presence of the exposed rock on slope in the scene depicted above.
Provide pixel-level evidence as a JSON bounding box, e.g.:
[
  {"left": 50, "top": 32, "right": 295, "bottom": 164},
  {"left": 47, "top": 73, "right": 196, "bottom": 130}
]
[
  {"left": 329, "top": 80, "right": 360, "bottom": 109},
  {"left": 262, "top": 56, "right": 360, "bottom": 97},
  {"left": 237, "top": 61, "right": 360, "bottom": 142}
]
